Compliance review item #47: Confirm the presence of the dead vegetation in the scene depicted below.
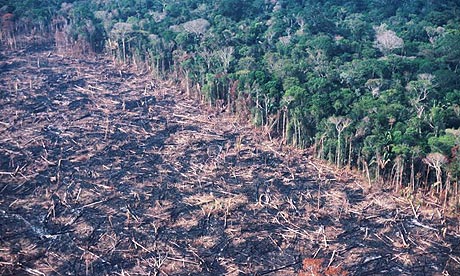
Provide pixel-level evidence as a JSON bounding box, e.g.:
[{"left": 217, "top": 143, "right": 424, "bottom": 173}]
[{"left": 0, "top": 46, "right": 459, "bottom": 275}]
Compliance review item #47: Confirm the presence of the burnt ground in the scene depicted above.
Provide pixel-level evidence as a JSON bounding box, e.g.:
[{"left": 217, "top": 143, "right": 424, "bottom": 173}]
[{"left": 0, "top": 46, "right": 459, "bottom": 276}]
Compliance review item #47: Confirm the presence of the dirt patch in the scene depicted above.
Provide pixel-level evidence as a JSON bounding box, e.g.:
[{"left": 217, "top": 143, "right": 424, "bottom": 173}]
[{"left": 1, "top": 46, "right": 459, "bottom": 275}]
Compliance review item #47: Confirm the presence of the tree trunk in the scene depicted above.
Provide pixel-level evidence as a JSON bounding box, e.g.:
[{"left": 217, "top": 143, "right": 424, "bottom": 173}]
[
  {"left": 122, "top": 37, "right": 126, "bottom": 62},
  {"left": 376, "top": 156, "right": 380, "bottom": 183},
  {"left": 435, "top": 167, "right": 442, "bottom": 194},
  {"left": 336, "top": 132, "right": 341, "bottom": 167},
  {"left": 185, "top": 71, "right": 190, "bottom": 97},
  {"left": 283, "top": 110, "right": 289, "bottom": 144},
  {"left": 364, "top": 160, "right": 371, "bottom": 186},
  {"left": 398, "top": 161, "right": 404, "bottom": 192},
  {"left": 348, "top": 136, "right": 352, "bottom": 169},
  {"left": 444, "top": 173, "right": 451, "bottom": 207},
  {"left": 410, "top": 158, "right": 415, "bottom": 191}
]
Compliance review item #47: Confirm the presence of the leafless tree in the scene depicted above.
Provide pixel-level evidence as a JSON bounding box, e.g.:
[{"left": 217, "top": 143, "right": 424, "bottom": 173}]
[
  {"left": 329, "top": 116, "right": 352, "bottom": 167},
  {"left": 182, "top": 18, "right": 210, "bottom": 35},
  {"left": 110, "top": 22, "right": 134, "bottom": 61},
  {"left": 406, "top": 74, "right": 435, "bottom": 119},
  {"left": 199, "top": 48, "right": 214, "bottom": 71},
  {"left": 373, "top": 24, "right": 404, "bottom": 55},
  {"left": 423, "top": 152, "right": 448, "bottom": 194},
  {"left": 217, "top": 46, "right": 234, "bottom": 73}
]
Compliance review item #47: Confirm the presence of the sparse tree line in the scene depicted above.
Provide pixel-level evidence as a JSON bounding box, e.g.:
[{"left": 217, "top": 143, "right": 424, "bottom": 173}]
[{"left": 2, "top": 0, "right": 460, "bottom": 210}]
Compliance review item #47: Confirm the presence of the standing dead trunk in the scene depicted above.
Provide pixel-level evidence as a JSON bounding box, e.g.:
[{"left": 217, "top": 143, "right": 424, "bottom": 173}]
[
  {"left": 328, "top": 116, "right": 352, "bottom": 167},
  {"left": 410, "top": 157, "right": 415, "bottom": 191},
  {"left": 392, "top": 156, "right": 404, "bottom": 193},
  {"left": 347, "top": 136, "right": 352, "bottom": 169},
  {"left": 423, "top": 153, "right": 448, "bottom": 196},
  {"left": 364, "top": 160, "right": 372, "bottom": 186}
]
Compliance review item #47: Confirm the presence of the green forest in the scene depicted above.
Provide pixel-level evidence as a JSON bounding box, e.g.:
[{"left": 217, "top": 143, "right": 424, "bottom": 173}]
[{"left": 2, "top": 0, "right": 460, "bottom": 209}]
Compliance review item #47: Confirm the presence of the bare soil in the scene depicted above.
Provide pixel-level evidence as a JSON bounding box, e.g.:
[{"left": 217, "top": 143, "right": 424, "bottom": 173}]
[{"left": 1, "top": 45, "right": 459, "bottom": 276}]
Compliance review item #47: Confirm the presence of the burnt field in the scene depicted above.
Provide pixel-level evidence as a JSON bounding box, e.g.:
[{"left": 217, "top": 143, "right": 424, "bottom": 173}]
[{"left": 0, "top": 46, "right": 459, "bottom": 275}]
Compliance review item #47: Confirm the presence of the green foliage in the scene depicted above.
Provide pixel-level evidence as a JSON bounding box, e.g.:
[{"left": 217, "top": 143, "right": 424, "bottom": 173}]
[
  {"left": 428, "top": 134, "right": 457, "bottom": 156},
  {"left": 7, "top": 0, "right": 64, "bottom": 23}
]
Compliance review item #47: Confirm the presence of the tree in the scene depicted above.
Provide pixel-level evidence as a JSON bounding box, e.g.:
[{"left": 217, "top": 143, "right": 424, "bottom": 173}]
[
  {"left": 218, "top": 0, "right": 248, "bottom": 21},
  {"left": 182, "top": 18, "right": 210, "bottom": 35},
  {"left": 428, "top": 133, "right": 457, "bottom": 156},
  {"left": 406, "top": 73, "right": 435, "bottom": 119},
  {"left": 425, "top": 25, "right": 445, "bottom": 45},
  {"left": 365, "top": 78, "right": 384, "bottom": 97},
  {"left": 216, "top": 46, "right": 234, "bottom": 73},
  {"left": 435, "top": 31, "right": 460, "bottom": 73},
  {"left": 373, "top": 24, "right": 404, "bottom": 55},
  {"left": 328, "top": 116, "right": 352, "bottom": 167},
  {"left": 343, "top": 13, "right": 371, "bottom": 42},
  {"left": 110, "top": 22, "right": 134, "bottom": 61},
  {"left": 424, "top": 152, "right": 448, "bottom": 194}
]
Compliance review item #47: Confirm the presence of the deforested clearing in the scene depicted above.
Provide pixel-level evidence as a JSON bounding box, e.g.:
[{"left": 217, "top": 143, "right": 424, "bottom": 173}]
[{"left": 0, "top": 46, "right": 459, "bottom": 275}]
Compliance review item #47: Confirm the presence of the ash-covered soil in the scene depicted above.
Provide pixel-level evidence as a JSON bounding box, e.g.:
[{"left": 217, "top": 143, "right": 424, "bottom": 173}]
[{"left": 1, "top": 46, "right": 459, "bottom": 275}]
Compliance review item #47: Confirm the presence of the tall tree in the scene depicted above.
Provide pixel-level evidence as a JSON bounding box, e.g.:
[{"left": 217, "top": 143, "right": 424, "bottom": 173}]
[{"left": 328, "top": 116, "right": 352, "bottom": 167}]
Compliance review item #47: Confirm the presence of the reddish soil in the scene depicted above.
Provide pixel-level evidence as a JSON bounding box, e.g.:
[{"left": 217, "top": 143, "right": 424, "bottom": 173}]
[{"left": 0, "top": 45, "right": 459, "bottom": 275}]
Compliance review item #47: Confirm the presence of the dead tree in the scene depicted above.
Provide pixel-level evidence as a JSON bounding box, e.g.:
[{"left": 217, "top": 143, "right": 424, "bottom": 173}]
[
  {"left": 217, "top": 46, "right": 234, "bottom": 73},
  {"left": 110, "top": 22, "right": 134, "bottom": 62},
  {"left": 406, "top": 74, "right": 435, "bottom": 120},
  {"left": 373, "top": 23, "right": 404, "bottom": 55},
  {"left": 423, "top": 152, "right": 448, "bottom": 194},
  {"left": 329, "top": 116, "right": 352, "bottom": 167}
]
